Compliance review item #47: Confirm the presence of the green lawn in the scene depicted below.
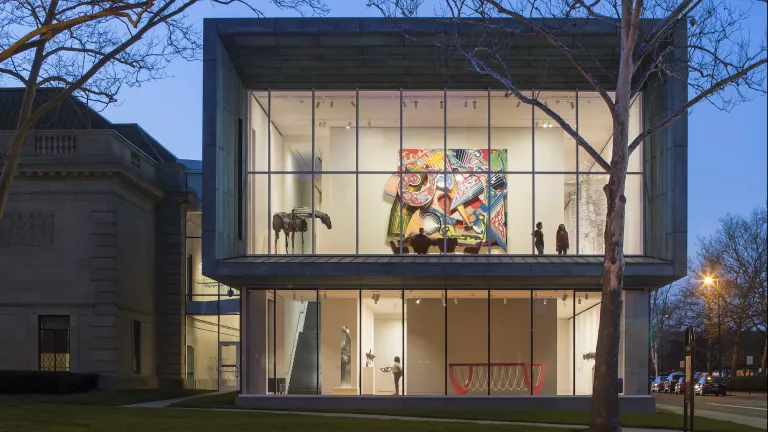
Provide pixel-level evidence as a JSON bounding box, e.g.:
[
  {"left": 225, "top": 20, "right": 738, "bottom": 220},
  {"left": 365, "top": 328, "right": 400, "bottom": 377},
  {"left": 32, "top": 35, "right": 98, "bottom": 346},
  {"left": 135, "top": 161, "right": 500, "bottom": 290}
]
[
  {"left": 171, "top": 391, "right": 762, "bottom": 432},
  {"left": 0, "top": 403, "right": 572, "bottom": 432},
  {"left": 0, "top": 388, "right": 210, "bottom": 407}
]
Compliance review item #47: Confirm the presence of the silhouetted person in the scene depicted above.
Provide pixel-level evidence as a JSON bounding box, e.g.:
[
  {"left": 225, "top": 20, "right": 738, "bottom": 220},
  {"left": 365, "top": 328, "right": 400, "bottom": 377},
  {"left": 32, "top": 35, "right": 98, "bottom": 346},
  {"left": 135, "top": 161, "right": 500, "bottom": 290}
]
[
  {"left": 556, "top": 224, "right": 570, "bottom": 255},
  {"left": 414, "top": 227, "right": 428, "bottom": 239},
  {"left": 533, "top": 222, "right": 544, "bottom": 254},
  {"left": 392, "top": 356, "right": 403, "bottom": 395}
]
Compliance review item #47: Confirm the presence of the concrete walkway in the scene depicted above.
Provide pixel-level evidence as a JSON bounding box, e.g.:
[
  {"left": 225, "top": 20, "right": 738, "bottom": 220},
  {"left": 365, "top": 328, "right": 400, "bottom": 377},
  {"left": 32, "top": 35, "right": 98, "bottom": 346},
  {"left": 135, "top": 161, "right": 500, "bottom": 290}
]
[
  {"left": 175, "top": 407, "right": 681, "bottom": 432},
  {"left": 658, "top": 404, "right": 767, "bottom": 430},
  {"left": 122, "top": 391, "right": 228, "bottom": 408}
]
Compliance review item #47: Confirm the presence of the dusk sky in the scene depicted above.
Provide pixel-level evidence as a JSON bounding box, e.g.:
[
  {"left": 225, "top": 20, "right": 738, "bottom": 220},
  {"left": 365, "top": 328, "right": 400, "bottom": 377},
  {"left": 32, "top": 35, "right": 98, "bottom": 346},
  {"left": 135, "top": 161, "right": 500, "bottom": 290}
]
[{"left": 100, "top": 0, "right": 768, "bottom": 253}]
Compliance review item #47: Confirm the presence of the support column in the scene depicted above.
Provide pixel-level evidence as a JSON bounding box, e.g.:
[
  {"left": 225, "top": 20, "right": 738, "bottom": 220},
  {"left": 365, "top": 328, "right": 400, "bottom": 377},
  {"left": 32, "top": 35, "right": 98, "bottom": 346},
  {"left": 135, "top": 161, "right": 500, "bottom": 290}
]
[
  {"left": 622, "top": 289, "right": 650, "bottom": 395},
  {"left": 244, "top": 289, "right": 268, "bottom": 394}
]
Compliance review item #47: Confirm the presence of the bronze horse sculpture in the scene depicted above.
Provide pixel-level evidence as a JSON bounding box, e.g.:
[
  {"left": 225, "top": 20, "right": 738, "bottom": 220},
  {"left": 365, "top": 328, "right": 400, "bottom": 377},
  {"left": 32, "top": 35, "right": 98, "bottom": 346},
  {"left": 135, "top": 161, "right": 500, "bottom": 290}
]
[{"left": 272, "top": 206, "right": 332, "bottom": 254}]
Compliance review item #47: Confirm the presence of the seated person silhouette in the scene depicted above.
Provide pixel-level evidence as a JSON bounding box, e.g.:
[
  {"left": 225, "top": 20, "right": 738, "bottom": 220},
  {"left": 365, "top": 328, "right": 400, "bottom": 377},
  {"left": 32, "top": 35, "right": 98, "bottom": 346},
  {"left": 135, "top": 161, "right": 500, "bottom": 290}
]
[
  {"left": 410, "top": 228, "right": 432, "bottom": 254},
  {"left": 414, "top": 228, "right": 428, "bottom": 239}
]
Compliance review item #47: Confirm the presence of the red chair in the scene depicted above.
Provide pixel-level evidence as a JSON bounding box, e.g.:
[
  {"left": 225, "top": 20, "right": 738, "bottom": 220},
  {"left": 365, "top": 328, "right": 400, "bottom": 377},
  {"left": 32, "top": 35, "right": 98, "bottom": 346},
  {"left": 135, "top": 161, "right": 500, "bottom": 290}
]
[
  {"left": 409, "top": 237, "right": 432, "bottom": 254},
  {"left": 463, "top": 242, "right": 482, "bottom": 254},
  {"left": 437, "top": 238, "right": 459, "bottom": 254}
]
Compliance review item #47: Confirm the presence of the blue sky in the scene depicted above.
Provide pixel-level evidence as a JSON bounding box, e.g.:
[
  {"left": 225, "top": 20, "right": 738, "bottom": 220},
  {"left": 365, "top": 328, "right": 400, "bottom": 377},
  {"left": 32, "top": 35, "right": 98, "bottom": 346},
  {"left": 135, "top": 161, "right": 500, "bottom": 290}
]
[{"left": 100, "top": 1, "right": 767, "bottom": 252}]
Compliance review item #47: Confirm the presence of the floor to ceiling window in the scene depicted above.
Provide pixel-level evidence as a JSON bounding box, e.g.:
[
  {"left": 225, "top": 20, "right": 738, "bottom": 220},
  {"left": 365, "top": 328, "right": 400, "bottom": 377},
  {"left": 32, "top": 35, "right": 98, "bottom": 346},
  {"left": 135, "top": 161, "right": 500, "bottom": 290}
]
[{"left": 246, "top": 90, "right": 644, "bottom": 256}]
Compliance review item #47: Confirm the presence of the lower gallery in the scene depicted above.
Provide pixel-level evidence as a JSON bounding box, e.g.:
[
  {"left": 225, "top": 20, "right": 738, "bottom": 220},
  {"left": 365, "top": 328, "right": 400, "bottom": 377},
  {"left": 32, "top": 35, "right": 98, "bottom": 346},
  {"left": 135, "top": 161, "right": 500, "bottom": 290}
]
[{"left": 237, "top": 288, "right": 654, "bottom": 412}]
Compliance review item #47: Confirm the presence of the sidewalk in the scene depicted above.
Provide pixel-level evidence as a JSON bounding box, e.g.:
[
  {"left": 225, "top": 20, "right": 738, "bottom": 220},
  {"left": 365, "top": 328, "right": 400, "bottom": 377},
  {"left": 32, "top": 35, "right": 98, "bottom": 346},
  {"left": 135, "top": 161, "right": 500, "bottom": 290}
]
[
  {"left": 657, "top": 404, "right": 767, "bottom": 430},
  {"left": 122, "top": 391, "right": 228, "bottom": 408},
  {"left": 176, "top": 407, "right": 682, "bottom": 432}
]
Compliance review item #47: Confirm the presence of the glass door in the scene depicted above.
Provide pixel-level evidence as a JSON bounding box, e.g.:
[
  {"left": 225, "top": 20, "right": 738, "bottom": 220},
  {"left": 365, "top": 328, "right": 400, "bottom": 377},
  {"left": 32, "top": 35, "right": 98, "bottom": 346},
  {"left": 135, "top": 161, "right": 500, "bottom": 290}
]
[{"left": 218, "top": 341, "right": 240, "bottom": 391}]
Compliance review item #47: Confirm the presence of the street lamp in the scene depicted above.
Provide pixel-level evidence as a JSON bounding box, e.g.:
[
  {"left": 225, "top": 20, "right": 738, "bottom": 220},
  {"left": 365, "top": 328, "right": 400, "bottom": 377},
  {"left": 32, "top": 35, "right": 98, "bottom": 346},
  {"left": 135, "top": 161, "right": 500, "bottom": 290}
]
[{"left": 704, "top": 276, "right": 722, "bottom": 379}]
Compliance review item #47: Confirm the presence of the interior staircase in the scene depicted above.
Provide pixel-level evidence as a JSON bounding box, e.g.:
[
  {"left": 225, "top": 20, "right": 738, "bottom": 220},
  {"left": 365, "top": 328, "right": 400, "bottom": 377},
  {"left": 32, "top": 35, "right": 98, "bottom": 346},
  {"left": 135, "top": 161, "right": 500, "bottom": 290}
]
[{"left": 287, "top": 301, "right": 320, "bottom": 394}]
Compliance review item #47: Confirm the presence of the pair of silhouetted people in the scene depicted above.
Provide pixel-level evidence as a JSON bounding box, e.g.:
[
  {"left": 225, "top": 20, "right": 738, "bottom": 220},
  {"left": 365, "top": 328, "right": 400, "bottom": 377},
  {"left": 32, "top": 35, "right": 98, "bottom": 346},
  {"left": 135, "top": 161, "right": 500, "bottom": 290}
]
[{"left": 533, "top": 222, "right": 570, "bottom": 255}]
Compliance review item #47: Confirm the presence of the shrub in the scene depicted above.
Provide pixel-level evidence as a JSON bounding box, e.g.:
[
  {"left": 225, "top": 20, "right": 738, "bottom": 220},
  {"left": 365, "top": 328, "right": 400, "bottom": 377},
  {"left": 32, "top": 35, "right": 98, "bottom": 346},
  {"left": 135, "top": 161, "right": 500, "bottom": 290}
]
[
  {"left": 728, "top": 375, "right": 768, "bottom": 392},
  {"left": 0, "top": 371, "right": 99, "bottom": 394}
]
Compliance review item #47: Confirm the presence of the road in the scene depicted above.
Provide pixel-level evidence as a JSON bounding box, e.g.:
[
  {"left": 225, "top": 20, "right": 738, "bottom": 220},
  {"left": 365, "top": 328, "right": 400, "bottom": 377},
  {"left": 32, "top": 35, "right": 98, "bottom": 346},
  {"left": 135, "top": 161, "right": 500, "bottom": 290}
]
[{"left": 654, "top": 392, "right": 768, "bottom": 420}]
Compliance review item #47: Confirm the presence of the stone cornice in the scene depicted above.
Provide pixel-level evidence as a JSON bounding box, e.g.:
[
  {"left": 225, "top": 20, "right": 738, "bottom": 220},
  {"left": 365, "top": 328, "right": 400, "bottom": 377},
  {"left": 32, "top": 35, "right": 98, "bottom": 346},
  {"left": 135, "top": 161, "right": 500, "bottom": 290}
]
[{"left": 8, "top": 163, "right": 166, "bottom": 202}]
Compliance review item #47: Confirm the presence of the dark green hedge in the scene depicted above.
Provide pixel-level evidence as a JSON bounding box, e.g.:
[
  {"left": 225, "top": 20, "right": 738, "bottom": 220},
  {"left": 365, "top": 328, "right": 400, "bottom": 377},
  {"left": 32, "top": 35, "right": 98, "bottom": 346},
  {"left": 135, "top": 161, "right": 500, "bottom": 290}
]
[
  {"left": 0, "top": 371, "right": 99, "bottom": 394},
  {"left": 728, "top": 375, "right": 768, "bottom": 392}
]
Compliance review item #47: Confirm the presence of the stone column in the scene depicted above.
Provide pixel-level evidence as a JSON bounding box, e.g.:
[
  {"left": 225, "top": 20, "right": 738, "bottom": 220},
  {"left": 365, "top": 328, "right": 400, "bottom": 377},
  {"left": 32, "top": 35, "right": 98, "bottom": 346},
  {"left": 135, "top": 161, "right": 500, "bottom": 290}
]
[
  {"left": 622, "top": 289, "right": 650, "bottom": 395},
  {"left": 244, "top": 289, "right": 268, "bottom": 394}
]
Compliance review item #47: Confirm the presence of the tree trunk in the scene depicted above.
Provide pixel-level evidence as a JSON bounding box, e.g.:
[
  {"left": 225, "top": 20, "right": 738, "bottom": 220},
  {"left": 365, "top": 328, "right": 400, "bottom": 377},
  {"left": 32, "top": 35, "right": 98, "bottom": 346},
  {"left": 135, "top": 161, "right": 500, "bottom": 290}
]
[
  {"left": 707, "top": 338, "right": 714, "bottom": 375},
  {"left": 730, "top": 327, "right": 742, "bottom": 375},
  {"left": 651, "top": 346, "right": 659, "bottom": 376},
  {"left": 589, "top": 88, "right": 630, "bottom": 432},
  {"left": 761, "top": 338, "right": 767, "bottom": 373}
]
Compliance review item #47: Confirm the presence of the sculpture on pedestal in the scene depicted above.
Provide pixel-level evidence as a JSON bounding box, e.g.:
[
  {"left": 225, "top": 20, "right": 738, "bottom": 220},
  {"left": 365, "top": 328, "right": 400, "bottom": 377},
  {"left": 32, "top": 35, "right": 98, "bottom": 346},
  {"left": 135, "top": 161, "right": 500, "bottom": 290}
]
[
  {"left": 340, "top": 326, "right": 351, "bottom": 387},
  {"left": 272, "top": 206, "right": 332, "bottom": 254}
]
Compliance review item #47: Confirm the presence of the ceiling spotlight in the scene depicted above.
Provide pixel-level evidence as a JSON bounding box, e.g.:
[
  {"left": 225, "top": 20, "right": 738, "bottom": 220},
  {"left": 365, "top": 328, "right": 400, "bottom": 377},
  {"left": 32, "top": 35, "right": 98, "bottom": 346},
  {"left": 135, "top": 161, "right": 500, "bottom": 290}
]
[
  {"left": 570, "top": 101, "right": 575, "bottom": 110},
  {"left": 350, "top": 100, "right": 356, "bottom": 107},
  {"left": 323, "top": 291, "right": 327, "bottom": 300},
  {"left": 315, "top": 101, "right": 320, "bottom": 109},
  {"left": 371, "top": 292, "right": 376, "bottom": 300},
  {"left": 416, "top": 298, "right": 421, "bottom": 304},
  {"left": 578, "top": 298, "right": 582, "bottom": 305},
  {"left": 503, "top": 298, "right": 507, "bottom": 305},
  {"left": 464, "top": 100, "right": 468, "bottom": 108},
  {"left": 414, "top": 100, "right": 418, "bottom": 110},
  {"left": 440, "top": 100, "right": 444, "bottom": 109},
  {"left": 300, "top": 296, "right": 304, "bottom": 304},
  {"left": 330, "top": 101, "right": 334, "bottom": 108},
  {"left": 585, "top": 293, "right": 589, "bottom": 300},
  {"left": 473, "top": 100, "right": 477, "bottom": 109},
  {"left": 543, "top": 298, "right": 547, "bottom": 305},
  {"left": 346, "top": 120, "right": 351, "bottom": 130},
  {"left": 562, "top": 293, "right": 568, "bottom": 301},
  {"left": 556, "top": 100, "right": 560, "bottom": 104},
  {"left": 403, "top": 100, "right": 407, "bottom": 108},
  {"left": 292, "top": 291, "right": 296, "bottom": 300},
  {"left": 516, "top": 100, "right": 521, "bottom": 108},
  {"left": 454, "top": 298, "right": 458, "bottom": 304},
  {"left": 441, "top": 292, "right": 446, "bottom": 306}
]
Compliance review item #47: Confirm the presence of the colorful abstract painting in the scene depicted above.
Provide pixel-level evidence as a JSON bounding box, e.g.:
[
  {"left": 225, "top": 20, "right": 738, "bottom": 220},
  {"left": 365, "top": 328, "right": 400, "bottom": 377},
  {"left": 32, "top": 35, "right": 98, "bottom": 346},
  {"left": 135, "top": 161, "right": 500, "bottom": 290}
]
[{"left": 384, "top": 149, "right": 508, "bottom": 251}]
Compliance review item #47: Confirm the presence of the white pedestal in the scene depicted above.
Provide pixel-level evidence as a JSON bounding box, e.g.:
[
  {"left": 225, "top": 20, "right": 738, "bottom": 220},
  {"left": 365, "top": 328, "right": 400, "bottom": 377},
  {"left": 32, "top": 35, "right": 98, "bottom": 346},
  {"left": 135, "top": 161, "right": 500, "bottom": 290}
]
[{"left": 362, "top": 367, "right": 375, "bottom": 395}]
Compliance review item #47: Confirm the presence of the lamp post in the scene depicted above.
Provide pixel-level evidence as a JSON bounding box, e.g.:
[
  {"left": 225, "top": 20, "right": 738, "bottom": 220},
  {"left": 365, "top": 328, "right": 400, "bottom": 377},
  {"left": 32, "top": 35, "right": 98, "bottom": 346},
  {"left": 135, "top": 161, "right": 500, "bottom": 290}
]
[{"left": 704, "top": 277, "right": 722, "bottom": 378}]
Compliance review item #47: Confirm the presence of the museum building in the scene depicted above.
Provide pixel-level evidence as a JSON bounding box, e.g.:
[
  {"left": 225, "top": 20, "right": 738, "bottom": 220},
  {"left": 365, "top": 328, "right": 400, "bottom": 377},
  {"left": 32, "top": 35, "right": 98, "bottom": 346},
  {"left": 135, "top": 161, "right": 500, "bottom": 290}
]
[{"left": 201, "top": 18, "right": 688, "bottom": 410}]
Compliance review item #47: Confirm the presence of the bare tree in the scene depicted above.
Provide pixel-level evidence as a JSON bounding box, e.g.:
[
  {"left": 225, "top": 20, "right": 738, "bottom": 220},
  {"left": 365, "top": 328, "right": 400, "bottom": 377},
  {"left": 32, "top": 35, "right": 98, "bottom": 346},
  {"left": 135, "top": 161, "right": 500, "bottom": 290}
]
[
  {"left": 0, "top": 0, "right": 328, "bottom": 222},
  {"left": 368, "top": 1, "right": 766, "bottom": 430},
  {"left": 697, "top": 206, "right": 768, "bottom": 373},
  {"left": 650, "top": 282, "right": 679, "bottom": 376}
]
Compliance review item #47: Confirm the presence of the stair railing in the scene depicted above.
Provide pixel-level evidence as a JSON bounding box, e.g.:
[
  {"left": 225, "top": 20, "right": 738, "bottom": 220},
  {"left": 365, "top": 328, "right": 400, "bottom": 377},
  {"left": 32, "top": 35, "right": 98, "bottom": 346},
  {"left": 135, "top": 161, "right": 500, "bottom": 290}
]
[{"left": 285, "top": 302, "right": 308, "bottom": 393}]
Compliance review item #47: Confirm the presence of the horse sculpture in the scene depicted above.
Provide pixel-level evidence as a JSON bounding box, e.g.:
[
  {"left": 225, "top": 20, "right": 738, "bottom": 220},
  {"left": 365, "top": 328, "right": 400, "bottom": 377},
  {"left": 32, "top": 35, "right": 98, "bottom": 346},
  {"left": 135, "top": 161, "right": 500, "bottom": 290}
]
[{"left": 272, "top": 206, "right": 332, "bottom": 254}]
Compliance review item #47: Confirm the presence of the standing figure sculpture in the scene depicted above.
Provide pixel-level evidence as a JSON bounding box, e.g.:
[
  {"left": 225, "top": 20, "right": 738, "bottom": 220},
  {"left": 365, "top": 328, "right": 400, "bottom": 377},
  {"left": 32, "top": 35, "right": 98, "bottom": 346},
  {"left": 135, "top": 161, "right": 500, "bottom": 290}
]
[
  {"left": 340, "top": 326, "right": 352, "bottom": 387},
  {"left": 272, "top": 206, "right": 332, "bottom": 254}
]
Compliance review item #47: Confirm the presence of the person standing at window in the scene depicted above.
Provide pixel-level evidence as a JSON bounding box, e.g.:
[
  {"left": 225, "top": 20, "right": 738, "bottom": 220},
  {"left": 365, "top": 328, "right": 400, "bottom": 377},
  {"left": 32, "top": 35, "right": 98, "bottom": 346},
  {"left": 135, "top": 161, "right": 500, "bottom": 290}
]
[
  {"left": 392, "top": 356, "right": 403, "bottom": 395},
  {"left": 532, "top": 222, "right": 544, "bottom": 255},
  {"left": 556, "top": 224, "right": 570, "bottom": 255}
]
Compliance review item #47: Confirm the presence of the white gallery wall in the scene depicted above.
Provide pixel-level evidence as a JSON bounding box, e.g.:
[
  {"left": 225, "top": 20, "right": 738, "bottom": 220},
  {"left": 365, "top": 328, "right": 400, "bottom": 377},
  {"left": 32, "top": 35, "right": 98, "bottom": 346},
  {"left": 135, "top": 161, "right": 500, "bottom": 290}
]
[
  {"left": 574, "top": 304, "right": 600, "bottom": 395},
  {"left": 373, "top": 316, "right": 403, "bottom": 394},
  {"left": 319, "top": 298, "right": 359, "bottom": 394}
]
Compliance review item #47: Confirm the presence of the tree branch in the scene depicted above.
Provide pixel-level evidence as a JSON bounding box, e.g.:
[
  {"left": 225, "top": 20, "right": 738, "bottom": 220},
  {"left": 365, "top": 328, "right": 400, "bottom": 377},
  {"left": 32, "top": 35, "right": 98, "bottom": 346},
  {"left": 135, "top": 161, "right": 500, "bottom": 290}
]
[{"left": 629, "top": 57, "right": 767, "bottom": 154}]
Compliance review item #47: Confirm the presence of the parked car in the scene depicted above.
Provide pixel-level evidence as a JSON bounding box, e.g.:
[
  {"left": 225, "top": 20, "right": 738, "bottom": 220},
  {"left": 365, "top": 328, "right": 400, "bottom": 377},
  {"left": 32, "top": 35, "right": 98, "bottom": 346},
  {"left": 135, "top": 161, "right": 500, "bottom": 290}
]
[
  {"left": 651, "top": 376, "right": 668, "bottom": 393},
  {"left": 694, "top": 375, "right": 727, "bottom": 396},
  {"left": 665, "top": 372, "right": 685, "bottom": 393},
  {"left": 675, "top": 372, "right": 703, "bottom": 394}
]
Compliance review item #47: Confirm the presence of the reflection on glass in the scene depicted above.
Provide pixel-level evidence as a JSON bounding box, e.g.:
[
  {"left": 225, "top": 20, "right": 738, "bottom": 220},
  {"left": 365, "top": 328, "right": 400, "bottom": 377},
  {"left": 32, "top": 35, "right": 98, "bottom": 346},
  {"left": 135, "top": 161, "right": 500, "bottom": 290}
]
[
  {"left": 277, "top": 289, "right": 318, "bottom": 394},
  {"left": 320, "top": 290, "right": 360, "bottom": 394},
  {"left": 490, "top": 290, "right": 532, "bottom": 395},
  {"left": 577, "top": 91, "right": 615, "bottom": 173},
  {"left": 358, "top": 90, "right": 401, "bottom": 172},
  {"left": 269, "top": 91, "right": 313, "bottom": 172},
  {"left": 361, "top": 289, "right": 403, "bottom": 395},
  {"left": 447, "top": 290, "right": 488, "bottom": 396},
  {"left": 533, "top": 290, "right": 573, "bottom": 395},
  {"left": 405, "top": 290, "right": 445, "bottom": 395},
  {"left": 574, "top": 290, "right": 601, "bottom": 395},
  {"left": 247, "top": 174, "right": 269, "bottom": 254},
  {"left": 577, "top": 174, "right": 642, "bottom": 255}
]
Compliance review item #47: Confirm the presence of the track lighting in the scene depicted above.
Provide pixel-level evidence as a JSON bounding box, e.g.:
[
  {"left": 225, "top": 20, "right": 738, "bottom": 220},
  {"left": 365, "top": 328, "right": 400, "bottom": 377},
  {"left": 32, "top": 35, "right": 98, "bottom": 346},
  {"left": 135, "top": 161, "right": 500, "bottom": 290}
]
[
  {"left": 562, "top": 293, "right": 568, "bottom": 301},
  {"left": 416, "top": 298, "right": 421, "bottom": 304},
  {"left": 473, "top": 100, "right": 477, "bottom": 109},
  {"left": 330, "top": 101, "right": 334, "bottom": 108},
  {"left": 441, "top": 292, "right": 446, "bottom": 307},
  {"left": 403, "top": 100, "right": 406, "bottom": 108},
  {"left": 414, "top": 100, "right": 418, "bottom": 110},
  {"left": 570, "top": 101, "right": 575, "bottom": 110},
  {"left": 440, "top": 100, "right": 444, "bottom": 109},
  {"left": 350, "top": 100, "right": 356, "bottom": 107},
  {"left": 516, "top": 100, "right": 521, "bottom": 108},
  {"left": 315, "top": 101, "right": 320, "bottom": 109},
  {"left": 323, "top": 291, "right": 327, "bottom": 300},
  {"left": 464, "top": 100, "right": 468, "bottom": 108},
  {"left": 585, "top": 293, "right": 589, "bottom": 300},
  {"left": 346, "top": 120, "right": 351, "bottom": 130},
  {"left": 293, "top": 291, "right": 296, "bottom": 300},
  {"left": 543, "top": 298, "right": 547, "bottom": 305},
  {"left": 454, "top": 298, "right": 458, "bottom": 304},
  {"left": 578, "top": 298, "right": 582, "bottom": 305},
  {"left": 503, "top": 298, "right": 507, "bottom": 305}
]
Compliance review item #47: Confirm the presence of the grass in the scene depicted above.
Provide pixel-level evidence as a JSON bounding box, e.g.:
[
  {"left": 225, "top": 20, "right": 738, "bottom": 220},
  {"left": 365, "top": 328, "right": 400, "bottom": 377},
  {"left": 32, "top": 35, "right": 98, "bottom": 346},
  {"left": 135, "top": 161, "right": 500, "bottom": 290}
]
[
  {"left": 0, "top": 390, "right": 570, "bottom": 432},
  {"left": 0, "top": 402, "right": 571, "bottom": 432},
  {"left": 171, "top": 391, "right": 763, "bottom": 432},
  {"left": 0, "top": 388, "right": 211, "bottom": 407}
]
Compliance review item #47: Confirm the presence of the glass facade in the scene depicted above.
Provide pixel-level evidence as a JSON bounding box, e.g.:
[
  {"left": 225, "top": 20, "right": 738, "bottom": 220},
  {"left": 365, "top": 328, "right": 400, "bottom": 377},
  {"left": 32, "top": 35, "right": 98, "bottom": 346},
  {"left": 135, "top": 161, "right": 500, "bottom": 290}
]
[
  {"left": 244, "top": 288, "right": 646, "bottom": 396},
  {"left": 246, "top": 89, "right": 644, "bottom": 256}
]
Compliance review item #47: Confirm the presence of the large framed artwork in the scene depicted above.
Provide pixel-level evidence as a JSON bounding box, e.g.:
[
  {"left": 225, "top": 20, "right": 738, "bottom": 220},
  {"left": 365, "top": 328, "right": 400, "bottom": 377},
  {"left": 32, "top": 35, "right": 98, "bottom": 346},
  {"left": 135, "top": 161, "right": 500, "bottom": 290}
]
[{"left": 384, "top": 149, "right": 508, "bottom": 251}]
